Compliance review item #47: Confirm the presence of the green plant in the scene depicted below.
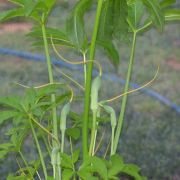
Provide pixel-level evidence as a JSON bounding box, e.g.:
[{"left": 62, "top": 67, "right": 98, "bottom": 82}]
[{"left": 0, "top": 0, "right": 179, "bottom": 179}]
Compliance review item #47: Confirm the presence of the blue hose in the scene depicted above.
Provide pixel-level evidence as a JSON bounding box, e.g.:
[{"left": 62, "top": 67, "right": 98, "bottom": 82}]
[{"left": 0, "top": 47, "right": 180, "bottom": 114}]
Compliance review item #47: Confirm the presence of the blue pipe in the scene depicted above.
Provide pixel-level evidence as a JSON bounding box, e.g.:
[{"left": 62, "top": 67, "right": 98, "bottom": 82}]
[{"left": 0, "top": 47, "right": 180, "bottom": 114}]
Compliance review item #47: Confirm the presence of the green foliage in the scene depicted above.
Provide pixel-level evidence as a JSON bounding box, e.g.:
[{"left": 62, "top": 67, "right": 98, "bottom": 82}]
[
  {"left": 128, "top": 0, "right": 144, "bottom": 30},
  {"left": 160, "top": 0, "right": 176, "bottom": 8},
  {"left": 0, "top": 0, "right": 56, "bottom": 23},
  {"left": 77, "top": 154, "right": 146, "bottom": 179},
  {"left": 164, "top": 9, "right": 180, "bottom": 21},
  {"left": 141, "top": 0, "right": 165, "bottom": 31},
  {"left": 98, "top": 0, "right": 114, "bottom": 40},
  {"left": 114, "top": 0, "right": 129, "bottom": 40},
  {"left": 28, "top": 27, "right": 74, "bottom": 47},
  {"left": 66, "top": 127, "right": 81, "bottom": 140},
  {"left": 96, "top": 40, "right": 120, "bottom": 67},
  {"left": 0, "top": 0, "right": 179, "bottom": 179},
  {"left": 98, "top": 0, "right": 129, "bottom": 40},
  {"left": 66, "top": 0, "right": 92, "bottom": 52}
]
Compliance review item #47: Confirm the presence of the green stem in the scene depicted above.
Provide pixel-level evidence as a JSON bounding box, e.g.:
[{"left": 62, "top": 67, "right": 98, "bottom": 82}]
[
  {"left": 89, "top": 110, "right": 97, "bottom": 156},
  {"left": 41, "top": 22, "right": 58, "bottom": 145},
  {"left": 61, "top": 130, "right": 65, "bottom": 153},
  {"left": 83, "top": 52, "right": 87, "bottom": 86},
  {"left": 113, "top": 32, "right": 137, "bottom": 153},
  {"left": 82, "top": 0, "right": 103, "bottom": 160},
  {"left": 57, "top": 152, "right": 61, "bottom": 180},
  {"left": 19, "top": 151, "right": 34, "bottom": 179},
  {"left": 111, "top": 127, "right": 115, "bottom": 156},
  {"left": 30, "top": 120, "right": 48, "bottom": 179}
]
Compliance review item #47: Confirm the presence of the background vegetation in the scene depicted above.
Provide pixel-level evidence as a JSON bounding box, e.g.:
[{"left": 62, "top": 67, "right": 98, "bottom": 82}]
[{"left": 0, "top": 1, "right": 179, "bottom": 179}]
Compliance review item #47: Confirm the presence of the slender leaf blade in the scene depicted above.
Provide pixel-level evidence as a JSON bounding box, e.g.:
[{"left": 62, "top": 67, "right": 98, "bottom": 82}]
[
  {"left": 164, "top": 9, "right": 180, "bottom": 21},
  {"left": 113, "top": 0, "right": 129, "bottom": 40},
  {"left": 97, "top": 40, "right": 120, "bottom": 66},
  {"left": 0, "top": 111, "right": 19, "bottom": 125},
  {"left": 28, "top": 27, "right": 74, "bottom": 47},
  {"left": 98, "top": 0, "right": 114, "bottom": 40},
  {"left": 141, "top": 0, "right": 165, "bottom": 31},
  {"left": 128, "top": 0, "right": 144, "bottom": 30},
  {"left": 160, "top": 0, "right": 176, "bottom": 8},
  {"left": 0, "top": 8, "right": 24, "bottom": 22},
  {"left": 66, "top": 0, "right": 92, "bottom": 51}
]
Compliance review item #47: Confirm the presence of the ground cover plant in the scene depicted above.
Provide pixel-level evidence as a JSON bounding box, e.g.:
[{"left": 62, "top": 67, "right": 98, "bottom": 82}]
[{"left": 0, "top": 0, "right": 179, "bottom": 179}]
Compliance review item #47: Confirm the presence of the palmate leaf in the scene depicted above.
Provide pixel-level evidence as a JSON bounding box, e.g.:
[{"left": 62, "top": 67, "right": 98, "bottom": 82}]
[
  {"left": 79, "top": 156, "right": 108, "bottom": 180},
  {"left": 78, "top": 167, "right": 99, "bottom": 180},
  {"left": 61, "top": 153, "right": 73, "bottom": 169},
  {"left": 66, "top": 0, "right": 92, "bottom": 52},
  {"left": 107, "top": 154, "right": 147, "bottom": 180},
  {"left": 89, "top": 157, "right": 108, "bottom": 180},
  {"left": 108, "top": 154, "right": 124, "bottom": 178},
  {"left": 141, "top": 0, "right": 165, "bottom": 31}
]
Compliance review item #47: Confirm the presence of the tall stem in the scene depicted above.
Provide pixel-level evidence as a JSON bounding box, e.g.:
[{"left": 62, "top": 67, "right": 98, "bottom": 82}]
[
  {"left": 82, "top": 0, "right": 103, "bottom": 160},
  {"left": 30, "top": 121, "right": 48, "bottom": 179},
  {"left": 113, "top": 32, "right": 137, "bottom": 153},
  {"left": 42, "top": 22, "right": 61, "bottom": 179},
  {"left": 41, "top": 23, "right": 58, "bottom": 145}
]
